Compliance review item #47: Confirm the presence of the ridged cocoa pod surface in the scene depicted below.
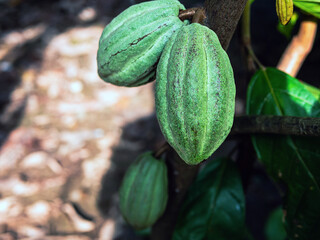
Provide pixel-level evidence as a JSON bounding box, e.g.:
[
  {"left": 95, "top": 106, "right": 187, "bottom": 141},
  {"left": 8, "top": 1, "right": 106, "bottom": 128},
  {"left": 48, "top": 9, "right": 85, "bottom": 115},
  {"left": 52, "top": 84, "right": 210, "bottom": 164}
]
[
  {"left": 156, "top": 23, "right": 235, "bottom": 165},
  {"left": 97, "top": 0, "right": 186, "bottom": 87},
  {"left": 119, "top": 152, "right": 168, "bottom": 229},
  {"left": 276, "top": 0, "right": 294, "bottom": 25}
]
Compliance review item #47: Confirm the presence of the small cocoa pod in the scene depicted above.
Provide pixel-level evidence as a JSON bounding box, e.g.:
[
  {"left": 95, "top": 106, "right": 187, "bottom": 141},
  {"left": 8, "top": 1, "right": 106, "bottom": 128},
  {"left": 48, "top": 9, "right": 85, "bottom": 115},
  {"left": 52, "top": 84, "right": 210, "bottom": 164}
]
[
  {"left": 276, "top": 0, "right": 294, "bottom": 25},
  {"left": 119, "top": 151, "right": 168, "bottom": 229},
  {"left": 97, "top": 0, "right": 186, "bottom": 87},
  {"left": 155, "top": 23, "right": 235, "bottom": 165}
]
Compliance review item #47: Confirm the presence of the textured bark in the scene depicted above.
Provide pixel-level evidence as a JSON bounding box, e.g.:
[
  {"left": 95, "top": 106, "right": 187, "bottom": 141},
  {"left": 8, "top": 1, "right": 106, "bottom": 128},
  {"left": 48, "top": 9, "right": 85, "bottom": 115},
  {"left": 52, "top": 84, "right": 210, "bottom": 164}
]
[
  {"left": 232, "top": 115, "right": 320, "bottom": 137},
  {"left": 151, "top": 149, "right": 200, "bottom": 240},
  {"left": 204, "top": 0, "right": 248, "bottom": 50},
  {"left": 151, "top": 1, "right": 248, "bottom": 239}
]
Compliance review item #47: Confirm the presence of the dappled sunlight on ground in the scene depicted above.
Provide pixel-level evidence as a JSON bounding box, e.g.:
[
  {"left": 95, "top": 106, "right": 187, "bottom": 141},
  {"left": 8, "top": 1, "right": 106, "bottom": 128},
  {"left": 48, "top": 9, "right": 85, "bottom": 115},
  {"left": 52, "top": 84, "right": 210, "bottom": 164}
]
[{"left": 0, "top": 1, "right": 156, "bottom": 239}]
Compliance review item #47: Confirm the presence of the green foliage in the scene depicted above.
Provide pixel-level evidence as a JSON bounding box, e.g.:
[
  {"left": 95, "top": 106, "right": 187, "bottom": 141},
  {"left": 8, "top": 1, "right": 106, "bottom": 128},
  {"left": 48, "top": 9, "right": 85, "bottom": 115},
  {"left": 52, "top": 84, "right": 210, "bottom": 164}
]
[
  {"left": 247, "top": 67, "right": 320, "bottom": 239},
  {"left": 265, "top": 207, "right": 287, "bottom": 240},
  {"left": 173, "top": 158, "right": 246, "bottom": 240},
  {"left": 277, "top": 12, "right": 299, "bottom": 39},
  {"left": 302, "top": 81, "right": 320, "bottom": 101},
  {"left": 155, "top": 23, "right": 235, "bottom": 165},
  {"left": 135, "top": 227, "right": 151, "bottom": 236},
  {"left": 293, "top": 0, "right": 320, "bottom": 18}
]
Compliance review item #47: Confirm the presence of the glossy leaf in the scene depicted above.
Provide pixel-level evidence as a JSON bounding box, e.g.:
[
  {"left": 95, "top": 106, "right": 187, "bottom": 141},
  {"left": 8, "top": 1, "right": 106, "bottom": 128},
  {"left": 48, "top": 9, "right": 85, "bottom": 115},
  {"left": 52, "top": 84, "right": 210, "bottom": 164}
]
[
  {"left": 265, "top": 207, "right": 287, "bottom": 240},
  {"left": 302, "top": 81, "right": 320, "bottom": 101},
  {"left": 247, "top": 67, "right": 320, "bottom": 239},
  {"left": 277, "top": 12, "right": 299, "bottom": 39},
  {"left": 173, "top": 158, "right": 246, "bottom": 240},
  {"left": 293, "top": 0, "right": 320, "bottom": 18}
]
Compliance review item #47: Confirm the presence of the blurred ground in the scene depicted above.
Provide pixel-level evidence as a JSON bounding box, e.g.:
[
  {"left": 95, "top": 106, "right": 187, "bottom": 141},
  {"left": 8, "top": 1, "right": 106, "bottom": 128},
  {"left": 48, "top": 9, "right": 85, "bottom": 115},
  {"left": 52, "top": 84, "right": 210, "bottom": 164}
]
[{"left": 0, "top": 0, "right": 163, "bottom": 239}]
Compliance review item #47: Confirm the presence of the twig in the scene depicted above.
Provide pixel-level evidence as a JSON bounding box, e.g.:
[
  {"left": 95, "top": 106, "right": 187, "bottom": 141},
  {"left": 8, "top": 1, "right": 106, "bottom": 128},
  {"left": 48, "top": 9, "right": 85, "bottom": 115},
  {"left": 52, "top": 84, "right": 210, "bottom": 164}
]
[
  {"left": 153, "top": 142, "right": 170, "bottom": 159},
  {"left": 178, "top": 8, "right": 198, "bottom": 22},
  {"left": 241, "top": 1, "right": 264, "bottom": 71},
  {"left": 231, "top": 115, "right": 320, "bottom": 137},
  {"left": 241, "top": 1, "right": 256, "bottom": 72},
  {"left": 277, "top": 17, "right": 318, "bottom": 77},
  {"left": 241, "top": 0, "right": 251, "bottom": 47}
]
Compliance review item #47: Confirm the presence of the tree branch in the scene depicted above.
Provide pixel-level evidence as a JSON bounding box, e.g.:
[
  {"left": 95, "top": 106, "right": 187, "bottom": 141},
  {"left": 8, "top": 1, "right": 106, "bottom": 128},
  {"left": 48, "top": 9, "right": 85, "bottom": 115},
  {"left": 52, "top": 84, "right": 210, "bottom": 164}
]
[
  {"left": 204, "top": 0, "right": 248, "bottom": 50},
  {"left": 232, "top": 115, "right": 320, "bottom": 137},
  {"left": 151, "top": 1, "right": 248, "bottom": 239},
  {"left": 151, "top": 149, "right": 200, "bottom": 240}
]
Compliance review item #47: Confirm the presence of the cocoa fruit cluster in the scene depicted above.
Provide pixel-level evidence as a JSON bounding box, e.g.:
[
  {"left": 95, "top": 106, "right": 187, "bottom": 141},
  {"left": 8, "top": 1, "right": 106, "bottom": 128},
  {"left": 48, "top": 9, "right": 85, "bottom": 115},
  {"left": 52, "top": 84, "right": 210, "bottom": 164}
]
[{"left": 97, "top": 0, "right": 235, "bottom": 230}]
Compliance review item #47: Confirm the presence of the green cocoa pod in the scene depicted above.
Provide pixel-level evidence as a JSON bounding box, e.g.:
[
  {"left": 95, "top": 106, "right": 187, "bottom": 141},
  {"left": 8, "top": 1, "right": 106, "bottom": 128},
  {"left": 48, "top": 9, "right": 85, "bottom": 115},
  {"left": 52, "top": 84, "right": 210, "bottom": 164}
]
[
  {"left": 119, "top": 151, "right": 168, "bottom": 230},
  {"left": 276, "top": 0, "right": 294, "bottom": 25},
  {"left": 155, "top": 23, "right": 235, "bottom": 165},
  {"left": 97, "top": 0, "right": 186, "bottom": 87}
]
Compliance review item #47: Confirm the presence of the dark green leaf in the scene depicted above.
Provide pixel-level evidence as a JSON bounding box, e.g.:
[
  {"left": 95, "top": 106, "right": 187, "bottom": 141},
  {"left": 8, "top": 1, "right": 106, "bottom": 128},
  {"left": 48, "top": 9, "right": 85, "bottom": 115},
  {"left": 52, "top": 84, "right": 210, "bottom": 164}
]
[
  {"left": 301, "top": 81, "right": 320, "bottom": 101},
  {"left": 293, "top": 0, "right": 320, "bottom": 18},
  {"left": 277, "top": 12, "right": 299, "bottom": 39},
  {"left": 173, "top": 158, "right": 246, "bottom": 240},
  {"left": 135, "top": 227, "right": 151, "bottom": 236},
  {"left": 246, "top": 67, "right": 320, "bottom": 239},
  {"left": 265, "top": 207, "right": 287, "bottom": 240}
]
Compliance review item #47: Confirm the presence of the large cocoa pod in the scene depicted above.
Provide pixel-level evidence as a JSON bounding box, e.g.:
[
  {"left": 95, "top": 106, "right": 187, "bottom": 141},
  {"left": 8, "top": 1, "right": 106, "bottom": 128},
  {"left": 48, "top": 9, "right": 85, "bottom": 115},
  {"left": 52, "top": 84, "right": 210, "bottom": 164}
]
[
  {"left": 155, "top": 23, "right": 235, "bottom": 165},
  {"left": 119, "top": 151, "right": 168, "bottom": 229},
  {"left": 97, "top": 0, "right": 186, "bottom": 87}
]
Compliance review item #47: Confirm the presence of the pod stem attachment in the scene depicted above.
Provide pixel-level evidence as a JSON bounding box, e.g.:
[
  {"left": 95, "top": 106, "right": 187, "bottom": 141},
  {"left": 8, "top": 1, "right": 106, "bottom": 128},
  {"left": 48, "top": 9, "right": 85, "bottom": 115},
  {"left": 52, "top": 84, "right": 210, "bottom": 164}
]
[
  {"left": 153, "top": 142, "right": 170, "bottom": 159},
  {"left": 192, "top": 8, "right": 206, "bottom": 24},
  {"left": 179, "top": 7, "right": 206, "bottom": 24},
  {"left": 178, "top": 8, "right": 197, "bottom": 21}
]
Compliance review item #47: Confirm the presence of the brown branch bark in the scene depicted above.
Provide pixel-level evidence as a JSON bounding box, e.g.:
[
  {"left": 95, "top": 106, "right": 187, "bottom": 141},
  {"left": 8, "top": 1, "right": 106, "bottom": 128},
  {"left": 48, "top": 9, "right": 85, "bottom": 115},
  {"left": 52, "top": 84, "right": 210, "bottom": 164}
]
[
  {"left": 277, "top": 17, "right": 318, "bottom": 77},
  {"left": 179, "top": 8, "right": 206, "bottom": 24},
  {"left": 151, "top": 1, "right": 248, "bottom": 239},
  {"left": 204, "top": 0, "right": 248, "bottom": 50},
  {"left": 192, "top": 8, "right": 206, "bottom": 24},
  {"left": 151, "top": 149, "right": 200, "bottom": 240},
  {"left": 178, "top": 8, "right": 198, "bottom": 21},
  {"left": 232, "top": 115, "right": 320, "bottom": 137}
]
